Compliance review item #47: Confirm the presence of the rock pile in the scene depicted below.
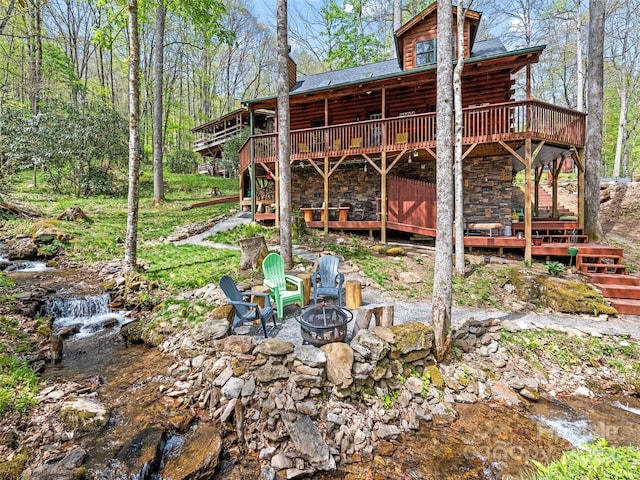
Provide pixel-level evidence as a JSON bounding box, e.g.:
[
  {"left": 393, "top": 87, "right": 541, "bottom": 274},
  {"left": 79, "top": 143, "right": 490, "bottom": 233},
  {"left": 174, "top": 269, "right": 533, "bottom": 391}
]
[{"left": 157, "top": 322, "right": 466, "bottom": 478}]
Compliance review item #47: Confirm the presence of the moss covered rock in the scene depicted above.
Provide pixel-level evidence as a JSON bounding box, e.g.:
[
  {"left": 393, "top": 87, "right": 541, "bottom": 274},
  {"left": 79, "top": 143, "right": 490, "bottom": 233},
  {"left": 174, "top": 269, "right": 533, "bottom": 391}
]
[
  {"left": 60, "top": 398, "right": 109, "bottom": 435},
  {"left": 507, "top": 267, "right": 616, "bottom": 315},
  {"left": 389, "top": 322, "right": 434, "bottom": 359}
]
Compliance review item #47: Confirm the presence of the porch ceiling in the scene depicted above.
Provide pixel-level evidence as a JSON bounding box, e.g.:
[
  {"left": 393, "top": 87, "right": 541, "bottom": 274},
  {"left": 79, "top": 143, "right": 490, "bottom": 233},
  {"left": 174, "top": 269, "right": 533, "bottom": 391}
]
[{"left": 510, "top": 143, "right": 573, "bottom": 172}]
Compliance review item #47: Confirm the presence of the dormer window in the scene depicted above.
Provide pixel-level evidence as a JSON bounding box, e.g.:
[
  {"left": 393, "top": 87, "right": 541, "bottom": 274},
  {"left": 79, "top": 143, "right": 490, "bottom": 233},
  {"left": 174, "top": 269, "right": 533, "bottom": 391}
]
[{"left": 416, "top": 39, "right": 436, "bottom": 66}]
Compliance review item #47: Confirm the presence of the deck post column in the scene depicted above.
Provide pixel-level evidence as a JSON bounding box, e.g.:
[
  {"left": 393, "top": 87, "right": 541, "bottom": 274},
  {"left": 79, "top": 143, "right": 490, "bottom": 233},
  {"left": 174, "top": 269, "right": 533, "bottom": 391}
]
[
  {"left": 574, "top": 148, "right": 585, "bottom": 228},
  {"left": 534, "top": 166, "right": 542, "bottom": 217},
  {"left": 323, "top": 155, "right": 329, "bottom": 234},
  {"left": 551, "top": 158, "right": 560, "bottom": 218},
  {"left": 275, "top": 162, "right": 280, "bottom": 227},
  {"left": 249, "top": 109, "right": 255, "bottom": 222},
  {"left": 524, "top": 138, "right": 533, "bottom": 263},
  {"left": 381, "top": 151, "right": 387, "bottom": 243}
]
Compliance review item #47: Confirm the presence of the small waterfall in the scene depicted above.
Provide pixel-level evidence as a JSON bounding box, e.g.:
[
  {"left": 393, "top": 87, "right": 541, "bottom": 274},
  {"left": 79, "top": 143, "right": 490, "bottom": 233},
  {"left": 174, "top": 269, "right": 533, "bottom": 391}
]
[
  {"left": 44, "top": 293, "right": 125, "bottom": 338},
  {"left": 0, "top": 248, "right": 48, "bottom": 272}
]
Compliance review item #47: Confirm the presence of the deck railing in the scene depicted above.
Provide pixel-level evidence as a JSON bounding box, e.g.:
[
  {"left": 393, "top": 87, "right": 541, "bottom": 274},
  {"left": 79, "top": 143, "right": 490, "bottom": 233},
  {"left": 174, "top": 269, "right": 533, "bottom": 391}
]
[{"left": 239, "top": 100, "right": 585, "bottom": 172}]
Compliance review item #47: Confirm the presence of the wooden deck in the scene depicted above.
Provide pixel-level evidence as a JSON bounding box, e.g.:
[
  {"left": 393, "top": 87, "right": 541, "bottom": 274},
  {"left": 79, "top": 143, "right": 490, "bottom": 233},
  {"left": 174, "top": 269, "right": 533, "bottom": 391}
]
[{"left": 239, "top": 100, "right": 585, "bottom": 170}]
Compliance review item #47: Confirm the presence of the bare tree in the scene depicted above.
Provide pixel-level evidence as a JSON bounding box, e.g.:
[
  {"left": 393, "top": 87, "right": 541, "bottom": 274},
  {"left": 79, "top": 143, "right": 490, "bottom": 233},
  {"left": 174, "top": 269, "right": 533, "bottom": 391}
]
[
  {"left": 609, "top": 0, "right": 640, "bottom": 178},
  {"left": 124, "top": 0, "right": 141, "bottom": 273},
  {"left": 432, "top": 1, "right": 454, "bottom": 362},
  {"left": 454, "top": 1, "right": 472, "bottom": 276},
  {"left": 277, "top": 0, "right": 292, "bottom": 268},
  {"left": 152, "top": 0, "right": 166, "bottom": 206},
  {"left": 584, "top": 0, "right": 604, "bottom": 242}
]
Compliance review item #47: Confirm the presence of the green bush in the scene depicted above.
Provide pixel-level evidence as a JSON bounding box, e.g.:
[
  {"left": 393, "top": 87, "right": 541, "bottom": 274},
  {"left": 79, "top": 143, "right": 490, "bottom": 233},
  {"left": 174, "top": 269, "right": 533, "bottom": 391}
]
[
  {"left": 79, "top": 166, "right": 118, "bottom": 196},
  {"left": 166, "top": 148, "right": 200, "bottom": 174},
  {"left": 546, "top": 261, "right": 565, "bottom": 276}
]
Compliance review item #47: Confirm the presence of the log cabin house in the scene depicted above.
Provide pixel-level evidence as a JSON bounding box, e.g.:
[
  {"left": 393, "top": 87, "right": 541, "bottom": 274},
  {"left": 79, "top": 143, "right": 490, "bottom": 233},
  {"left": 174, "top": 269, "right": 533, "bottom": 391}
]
[{"left": 195, "top": 2, "right": 587, "bottom": 263}]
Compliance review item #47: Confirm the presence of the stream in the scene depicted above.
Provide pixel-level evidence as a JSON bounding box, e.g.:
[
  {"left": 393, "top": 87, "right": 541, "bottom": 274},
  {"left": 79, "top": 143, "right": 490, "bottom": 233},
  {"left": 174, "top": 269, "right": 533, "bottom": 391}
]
[{"left": 7, "top": 263, "right": 640, "bottom": 479}]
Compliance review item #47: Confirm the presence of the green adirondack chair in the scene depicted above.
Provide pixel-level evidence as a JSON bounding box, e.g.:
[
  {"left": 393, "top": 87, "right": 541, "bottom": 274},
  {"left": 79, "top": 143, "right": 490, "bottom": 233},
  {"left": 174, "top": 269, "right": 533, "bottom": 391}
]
[{"left": 262, "top": 252, "right": 304, "bottom": 321}]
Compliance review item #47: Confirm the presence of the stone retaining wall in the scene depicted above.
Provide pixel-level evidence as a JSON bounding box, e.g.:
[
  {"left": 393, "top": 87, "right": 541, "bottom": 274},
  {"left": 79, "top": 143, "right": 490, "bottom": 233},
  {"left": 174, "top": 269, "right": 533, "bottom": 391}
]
[{"left": 159, "top": 319, "right": 534, "bottom": 478}]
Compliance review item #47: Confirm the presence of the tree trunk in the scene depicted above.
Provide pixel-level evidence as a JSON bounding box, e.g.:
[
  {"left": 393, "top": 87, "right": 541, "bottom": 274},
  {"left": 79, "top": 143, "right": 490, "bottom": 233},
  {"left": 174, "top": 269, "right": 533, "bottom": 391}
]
[
  {"left": 454, "top": 1, "right": 470, "bottom": 276},
  {"left": 392, "top": 0, "right": 402, "bottom": 58},
  {"left": 584, "top": 0, "right": 605, "bottom": 242},
  {"left": 575, "top": 0, "right": 583, "bottom": 111},
  {"left": 238, "top": 236, "right": 268, "bottom": 270},
  {"left": 432, "top": 2, "right": 454, "bottom": 362},
  {"left": 124, "top": 0, "right": 141, "bottom": 273},
  {"left": 152, "top": 0, "right": 166, "bottom": 206},
  {"left": 277, "top": 0, "right": 292, "bottom": 269},
  {"left": 613, "top": 81, "right": 628, "bottom": 178}
]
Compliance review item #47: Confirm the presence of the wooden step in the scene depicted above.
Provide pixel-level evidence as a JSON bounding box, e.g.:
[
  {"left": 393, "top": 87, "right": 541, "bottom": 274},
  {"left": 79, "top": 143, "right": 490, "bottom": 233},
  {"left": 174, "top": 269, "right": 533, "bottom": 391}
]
[
  {"left": 579, "top": 263, "right": 628, "bottom": 274},
  {"left": 577, "top": 253, "right": 624, "bottom": 264},
  {"left": 592, "top": 284, "right": 640, "bottom": 300},
  {"left": 608, "top": 298, "right": 640, "bottom": 315},
  {"left": 586, "top": 274, "right": 640, "bottom": 286}
]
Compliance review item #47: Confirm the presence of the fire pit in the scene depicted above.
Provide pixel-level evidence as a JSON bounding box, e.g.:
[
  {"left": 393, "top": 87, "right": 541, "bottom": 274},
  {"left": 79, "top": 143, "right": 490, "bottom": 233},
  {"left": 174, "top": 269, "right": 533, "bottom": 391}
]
[{"left": 296, "top": 303, "right": 353, "bottom": 346}]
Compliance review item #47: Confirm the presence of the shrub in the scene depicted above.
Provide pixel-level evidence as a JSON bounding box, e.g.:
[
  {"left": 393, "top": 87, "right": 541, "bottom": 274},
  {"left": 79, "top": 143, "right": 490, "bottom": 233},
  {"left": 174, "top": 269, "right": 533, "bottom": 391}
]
[
  {"left": 546, "top": 261, "right": 565, "bottom": 276},
  {"left": 166, "top": 148, "right": 200, "bottom": 174}
]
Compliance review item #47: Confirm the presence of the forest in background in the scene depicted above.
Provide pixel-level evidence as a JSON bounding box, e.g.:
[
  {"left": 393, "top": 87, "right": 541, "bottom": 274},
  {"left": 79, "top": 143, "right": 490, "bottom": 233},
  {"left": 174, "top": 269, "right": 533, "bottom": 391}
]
[{"left": 0, "top": 0, "right": 638, "bottom": 198}]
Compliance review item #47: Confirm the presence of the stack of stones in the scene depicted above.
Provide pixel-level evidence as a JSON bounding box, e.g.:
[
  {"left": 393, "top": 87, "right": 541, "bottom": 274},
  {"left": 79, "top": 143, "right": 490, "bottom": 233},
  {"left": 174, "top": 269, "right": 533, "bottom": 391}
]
[{"left": 159, "top": 322, "right": 472, "bottom": 478}]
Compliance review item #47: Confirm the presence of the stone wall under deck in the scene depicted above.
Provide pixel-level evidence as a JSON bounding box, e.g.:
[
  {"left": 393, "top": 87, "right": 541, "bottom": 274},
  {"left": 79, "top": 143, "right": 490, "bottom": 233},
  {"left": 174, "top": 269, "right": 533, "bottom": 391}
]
[{"left": 290, "top": 154, "right": 512, "bottom": 227}]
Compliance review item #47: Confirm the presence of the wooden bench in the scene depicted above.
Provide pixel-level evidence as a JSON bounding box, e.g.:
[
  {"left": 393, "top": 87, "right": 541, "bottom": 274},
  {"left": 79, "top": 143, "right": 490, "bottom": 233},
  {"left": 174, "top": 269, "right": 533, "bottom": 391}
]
[{"left": 467, "top": 222, "right": 503, "bottom": 237}]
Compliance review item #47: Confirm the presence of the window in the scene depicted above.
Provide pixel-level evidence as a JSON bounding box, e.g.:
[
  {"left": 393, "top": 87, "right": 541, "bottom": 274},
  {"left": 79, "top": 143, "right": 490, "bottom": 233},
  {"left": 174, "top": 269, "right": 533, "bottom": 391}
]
[
  {"left": 415, "top": 37, "right": 456, "bottom": 66},
  {"left": 416, "top": 39, "right": 436, "bottom": 66}
]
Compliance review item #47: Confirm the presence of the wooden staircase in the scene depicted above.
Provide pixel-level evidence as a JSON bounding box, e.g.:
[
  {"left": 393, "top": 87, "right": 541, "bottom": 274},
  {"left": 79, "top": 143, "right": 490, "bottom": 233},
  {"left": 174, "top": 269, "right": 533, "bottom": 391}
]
[
  {"left": 536, "top": 185, "right": 575, "bottom": 218},
  {"left": 579, "top": 251, "right": 640, "bottom": 315},
  {"left": 530, "top": 185, "right": 640, "bottom": 315}
]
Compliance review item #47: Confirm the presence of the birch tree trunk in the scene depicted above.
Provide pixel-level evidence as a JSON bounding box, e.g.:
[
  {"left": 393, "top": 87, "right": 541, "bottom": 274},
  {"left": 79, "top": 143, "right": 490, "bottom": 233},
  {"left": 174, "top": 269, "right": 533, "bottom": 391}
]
[
  {"left": 277, "top": 0, "right": 292, "bottom": 269},
  {"left": 613, "top": 81, "right": 628, "bottom": 178},
  {"left": 152, "top": 0, "right": 166, "bottom": 206},
  {"left": 432, "top": 2, "right": 454, "bottom": 362},
  {"left": 454, "top": 1, "right": 471, "bottom": 276},
  {"left": 584, "top": 0, "right": 605, "bottom": 242},
  {"left": 124, "top": 0, "right": 141, "bottom": 273}
]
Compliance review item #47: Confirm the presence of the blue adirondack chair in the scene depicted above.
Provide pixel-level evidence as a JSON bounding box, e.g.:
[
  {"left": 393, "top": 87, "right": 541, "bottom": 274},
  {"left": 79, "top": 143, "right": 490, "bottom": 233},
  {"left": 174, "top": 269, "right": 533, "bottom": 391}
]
[
  {"left": 311, "top": 254, "right": 345, "bottom": 306},
  {"left": 262, "top": 252, "right": 304, "bottom": 321},
  {"left": 219, "top": 275, "right": 276, "bottom": 338}
]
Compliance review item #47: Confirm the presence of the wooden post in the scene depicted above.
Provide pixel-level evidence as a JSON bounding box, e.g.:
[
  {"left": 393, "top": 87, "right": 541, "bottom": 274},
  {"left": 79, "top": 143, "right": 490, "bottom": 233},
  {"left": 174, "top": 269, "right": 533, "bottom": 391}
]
[
  {"left": 298, "top": 273, "right": 311, "bottom": 306},
  {"left": 524, "top": 138, "right": 532, "bottom": 263},
  {"left": 345, "top": 281, "right": 362, "bottom": 309},
  {"left": 251, "top": 285, "right": 270, "bottom": 308}
]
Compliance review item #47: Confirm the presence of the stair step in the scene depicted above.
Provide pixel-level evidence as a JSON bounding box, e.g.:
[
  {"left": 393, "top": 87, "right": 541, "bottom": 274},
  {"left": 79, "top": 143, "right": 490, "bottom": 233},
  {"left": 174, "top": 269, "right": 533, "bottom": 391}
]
[
  {"left": 577, "top": 253, "right": 624, "bottom": 263},
  {"left": 608, "top": 298, "right": 640, "bottom": 315},
  {"left": 586, "top": 274, "right": 640, "bottom": 286},
  {"left": 579, "top": 263, "right": 628, "bottom": 274},
  {"left": 593, "top": 284, "right": 640, "bottom": 300}
]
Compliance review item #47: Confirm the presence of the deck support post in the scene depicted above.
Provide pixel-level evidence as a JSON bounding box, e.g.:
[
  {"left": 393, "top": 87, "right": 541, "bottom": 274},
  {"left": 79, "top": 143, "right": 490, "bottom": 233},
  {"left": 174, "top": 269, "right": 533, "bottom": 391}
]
[
  {"left": 573, "top": 148, "right": 585, "bottom": 229},
  {"left": 524, "top": 138, "right": 533, "bottom": 263},
  {"left": 275, "top": 161, "right": 280, "bottom": 227},
  {"left": 381, "top": 151, "right": 387, "bottom": 243},
  {"left": 249, "top": 109, "right": 255, "bottom": 222},
  {"left": 534, "top": 165, "right": 543, "bottom": 218},
  {"left": 552, "top": 158, "right": 562, "bottom": 218},
  {"left": 323, "top": 155, "right": 329, "bottom": 234}
]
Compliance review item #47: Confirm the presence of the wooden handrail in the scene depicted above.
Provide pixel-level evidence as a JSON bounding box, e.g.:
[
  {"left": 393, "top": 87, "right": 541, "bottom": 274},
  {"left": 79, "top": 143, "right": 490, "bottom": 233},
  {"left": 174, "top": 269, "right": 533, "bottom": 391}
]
[{"left": 238, "top": 100, "right": 586, "bottom": 172}]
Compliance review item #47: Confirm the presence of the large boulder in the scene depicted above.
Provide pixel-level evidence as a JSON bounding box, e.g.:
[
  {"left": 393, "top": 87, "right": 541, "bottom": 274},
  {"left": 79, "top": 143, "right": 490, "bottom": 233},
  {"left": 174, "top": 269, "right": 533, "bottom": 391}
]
[
  {"left": 321, "top": 342, "right": 354, "bottom": 389},
  {"left": 160, "top": 424, "right": 222, "bottom": 480},
  {"left": 282, "top": 413, "right": 336, "bottom": 471},
  {"left": 59, "top": 397, "right": 110, "bottom": 435},
  {"left": 5, "top": 236, "right": 38, "bottom": 260},
  {"left": 388, "top": 322, "right": 434, "bottom": 360}
]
